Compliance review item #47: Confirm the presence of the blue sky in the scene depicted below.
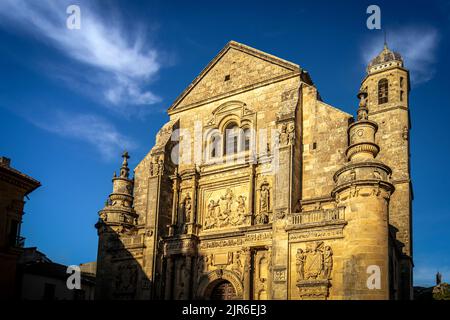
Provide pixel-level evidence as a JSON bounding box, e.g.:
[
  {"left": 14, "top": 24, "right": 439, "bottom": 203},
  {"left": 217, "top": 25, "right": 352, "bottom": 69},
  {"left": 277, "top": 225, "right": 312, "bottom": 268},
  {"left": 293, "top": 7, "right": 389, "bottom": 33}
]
[{"left": 0, "top": 0, "right": 449, "bottom": 287}]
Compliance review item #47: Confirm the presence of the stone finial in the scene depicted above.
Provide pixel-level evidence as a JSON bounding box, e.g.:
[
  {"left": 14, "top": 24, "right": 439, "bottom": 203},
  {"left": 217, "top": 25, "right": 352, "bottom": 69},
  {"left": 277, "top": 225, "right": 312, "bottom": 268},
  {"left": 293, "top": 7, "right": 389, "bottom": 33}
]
[
  {"left": 437, "top": 272, "right": 442, "bottom": 286},
  {"left": 122, "top": 151, "right": 129, "bottom": 166},
  {"left": 120, "top": 151, "right": 130, "bottom": 178},
  {"left": 357, "top": 90, "right": 369, "bottom": 121}
]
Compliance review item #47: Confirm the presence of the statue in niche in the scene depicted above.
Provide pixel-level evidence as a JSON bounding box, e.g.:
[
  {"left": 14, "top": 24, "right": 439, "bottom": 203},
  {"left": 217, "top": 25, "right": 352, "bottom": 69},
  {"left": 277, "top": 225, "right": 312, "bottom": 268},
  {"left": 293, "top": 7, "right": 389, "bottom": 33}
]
[
  {"left": 296, "top": 249, "right": 306, "bottom": 281},
  {"left": 260, "top": 180, "right": 270, "bottom": 213},
  {"left": 221, "top": 188, "right": 234, "bottom": 213},
  {"left": 183, "top": 193, "right": 192, "bottom": 222}
]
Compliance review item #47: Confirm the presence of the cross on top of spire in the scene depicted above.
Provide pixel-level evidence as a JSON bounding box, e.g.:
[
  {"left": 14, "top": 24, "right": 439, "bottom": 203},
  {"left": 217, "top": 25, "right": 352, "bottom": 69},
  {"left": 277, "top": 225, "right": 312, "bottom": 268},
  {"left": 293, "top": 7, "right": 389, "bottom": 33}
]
[{"left": 119, "top": 151, "right": 130, "bottom": 178}]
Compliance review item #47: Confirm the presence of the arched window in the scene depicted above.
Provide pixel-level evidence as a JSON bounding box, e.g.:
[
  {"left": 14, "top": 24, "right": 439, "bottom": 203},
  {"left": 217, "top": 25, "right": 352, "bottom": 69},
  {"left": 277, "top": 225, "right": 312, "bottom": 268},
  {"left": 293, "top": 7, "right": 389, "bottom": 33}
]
[
  {"left": 378, "top": 78, "right": 388, "bottom": 104},
  {"left": 224, "top": 123, "right": 239, "bottom": 155}
]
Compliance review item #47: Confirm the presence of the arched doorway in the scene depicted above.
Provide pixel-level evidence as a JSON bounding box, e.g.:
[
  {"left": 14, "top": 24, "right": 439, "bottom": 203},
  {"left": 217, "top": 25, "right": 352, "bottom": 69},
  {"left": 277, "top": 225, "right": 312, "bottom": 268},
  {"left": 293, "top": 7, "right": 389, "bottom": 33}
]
[{"left": 210, "top": 280, "right": 237, "bottom": 300}]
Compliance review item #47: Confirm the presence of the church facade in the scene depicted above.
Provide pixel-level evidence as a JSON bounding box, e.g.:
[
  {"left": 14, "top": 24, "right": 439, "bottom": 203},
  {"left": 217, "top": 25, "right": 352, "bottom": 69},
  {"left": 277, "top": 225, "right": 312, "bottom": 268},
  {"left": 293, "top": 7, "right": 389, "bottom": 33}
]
[{"left": 94, "top": 41, "right": 413, "bottom": 300}]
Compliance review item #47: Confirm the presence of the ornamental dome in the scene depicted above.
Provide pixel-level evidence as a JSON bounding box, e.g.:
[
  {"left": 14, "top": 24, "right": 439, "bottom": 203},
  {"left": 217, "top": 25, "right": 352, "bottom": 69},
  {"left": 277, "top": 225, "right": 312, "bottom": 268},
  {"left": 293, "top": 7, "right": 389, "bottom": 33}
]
[{"left": 367, "top": 44, "right": 403, "bottom": 74}]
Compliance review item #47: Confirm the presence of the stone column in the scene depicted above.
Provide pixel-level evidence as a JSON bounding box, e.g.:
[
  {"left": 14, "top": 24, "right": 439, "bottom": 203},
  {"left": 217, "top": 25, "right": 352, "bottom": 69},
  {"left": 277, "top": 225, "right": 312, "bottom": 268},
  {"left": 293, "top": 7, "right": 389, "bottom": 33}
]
[
  {"left": 243, "top": 247, "right": 252, "bottom": 299},
  {"left": 169, "top": 171, "right": 179, "bottom": 236},
  {"left": 164, "top": 257, "right": 174, "bottom": 299},
  {"left": 248, "top": 164, "right": 255, "bottom": 223},
  {"left": 188, "top": 172, "right": 198, "bottom": 234},
  {"left": 184, "top": 255, "right": 193, "bottom": 299}
]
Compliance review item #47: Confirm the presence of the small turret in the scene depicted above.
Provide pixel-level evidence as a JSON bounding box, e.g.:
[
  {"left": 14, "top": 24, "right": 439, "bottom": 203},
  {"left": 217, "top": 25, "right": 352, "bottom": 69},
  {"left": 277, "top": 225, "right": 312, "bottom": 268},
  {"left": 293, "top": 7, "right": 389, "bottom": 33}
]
[
  {"left": 345, "top": 90, "right": 379, "bottom": 162},
  {"left": 96, "top": 151, "right": 138, "bottom": 234},
  {"left": 332, "top": 91, "right": 395, "bottom": 299}
]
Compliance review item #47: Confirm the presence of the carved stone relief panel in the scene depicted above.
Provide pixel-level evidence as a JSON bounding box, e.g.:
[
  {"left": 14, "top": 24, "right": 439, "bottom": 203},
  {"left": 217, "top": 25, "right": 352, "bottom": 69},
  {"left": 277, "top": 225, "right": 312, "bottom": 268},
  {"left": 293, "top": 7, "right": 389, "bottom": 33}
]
[
  {"left": 277, "top": 121, "right": 295, "bottom": 146},
  {"left": 200, "top": 183, "right": 251, "bottom": 232},
  {"left": 290, "top": 241, "right": 334, "bottom": 300},
  {"left": 114, "top": 263, "right": 138, "bottom": 297}
]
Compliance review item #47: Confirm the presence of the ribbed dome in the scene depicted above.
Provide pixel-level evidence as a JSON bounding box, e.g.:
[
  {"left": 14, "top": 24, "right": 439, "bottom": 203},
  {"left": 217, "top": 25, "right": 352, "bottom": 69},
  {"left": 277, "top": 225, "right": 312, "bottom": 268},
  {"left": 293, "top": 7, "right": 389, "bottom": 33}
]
[{"left": 367, "top": 44, "right": 403, "bottom": 73}]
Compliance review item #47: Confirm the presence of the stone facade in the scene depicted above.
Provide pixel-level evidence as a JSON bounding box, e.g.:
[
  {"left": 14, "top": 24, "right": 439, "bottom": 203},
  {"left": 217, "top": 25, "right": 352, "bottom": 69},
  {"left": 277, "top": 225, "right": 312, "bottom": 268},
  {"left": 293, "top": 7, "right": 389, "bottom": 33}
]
[{"left": 95, "top": 41, "right": 413, "bottom": 300}]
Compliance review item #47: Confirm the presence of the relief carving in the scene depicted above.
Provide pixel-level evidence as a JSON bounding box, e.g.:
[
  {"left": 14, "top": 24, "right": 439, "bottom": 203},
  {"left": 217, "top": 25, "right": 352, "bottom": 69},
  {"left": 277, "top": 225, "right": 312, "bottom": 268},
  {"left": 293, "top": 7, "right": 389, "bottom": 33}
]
[
  {"left": 296, "top": 241, "right": 333, "bottom": 281},
  {"left": 296, "top": 241, "right": 333, "bottom": 300},
  {"left": 150, "top": 157, "right": 164, "bottom": 176},
  {"left": 203, "top": 188, "right": 249, "bottom": 230},
  {"left": 115, "top": 264, "right": 138, "bottom": 294},
  {"left": 231, "top": 251, "right": 244, "bottom": 281},
  {"left": 278, "top": 122, "right": 295, "bottom": 146}
]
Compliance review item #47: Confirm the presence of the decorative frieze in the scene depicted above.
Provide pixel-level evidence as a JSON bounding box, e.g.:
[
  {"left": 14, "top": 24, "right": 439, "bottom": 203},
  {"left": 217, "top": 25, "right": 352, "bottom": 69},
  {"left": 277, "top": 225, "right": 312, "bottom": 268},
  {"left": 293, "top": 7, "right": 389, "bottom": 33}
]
[{"left": 289, "top": 226, "right": 344, "bottom": 242}]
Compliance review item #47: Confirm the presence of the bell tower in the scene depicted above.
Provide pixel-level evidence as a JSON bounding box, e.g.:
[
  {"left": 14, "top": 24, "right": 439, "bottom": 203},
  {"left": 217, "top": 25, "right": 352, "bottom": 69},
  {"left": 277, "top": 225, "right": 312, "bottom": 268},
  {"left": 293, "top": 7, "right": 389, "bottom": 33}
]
[{"left": 361, "top": 43, "right": 413, "bottom": 299}]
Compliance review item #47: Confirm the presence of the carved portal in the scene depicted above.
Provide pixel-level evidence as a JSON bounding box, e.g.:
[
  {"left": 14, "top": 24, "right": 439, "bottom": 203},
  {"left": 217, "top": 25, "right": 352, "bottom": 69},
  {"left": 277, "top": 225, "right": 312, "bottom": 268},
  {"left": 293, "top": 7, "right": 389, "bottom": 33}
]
[{"left": 296, "top": 241, "right": 333, "bottom": 300}]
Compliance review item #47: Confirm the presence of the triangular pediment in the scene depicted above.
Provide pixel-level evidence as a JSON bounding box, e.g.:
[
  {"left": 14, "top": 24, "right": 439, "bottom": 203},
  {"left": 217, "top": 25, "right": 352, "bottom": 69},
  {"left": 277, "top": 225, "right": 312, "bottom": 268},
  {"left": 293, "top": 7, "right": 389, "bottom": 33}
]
[{"left": 168, "top": 41, "right": 301, "bottom": 114}]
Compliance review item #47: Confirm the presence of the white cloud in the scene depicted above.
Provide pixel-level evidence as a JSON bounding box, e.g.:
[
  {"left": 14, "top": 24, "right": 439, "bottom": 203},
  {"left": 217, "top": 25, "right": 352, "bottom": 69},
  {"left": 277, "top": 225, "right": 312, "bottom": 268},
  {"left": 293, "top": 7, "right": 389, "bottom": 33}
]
[
  {"left": 362, "top": 27, "right": 439, "bottom": 85},
  {"left": 0, "top": 0, "right": 161, "bottom": 110},
  {"left": 28, "top": 111, "right": 137, "bottom": 160}
]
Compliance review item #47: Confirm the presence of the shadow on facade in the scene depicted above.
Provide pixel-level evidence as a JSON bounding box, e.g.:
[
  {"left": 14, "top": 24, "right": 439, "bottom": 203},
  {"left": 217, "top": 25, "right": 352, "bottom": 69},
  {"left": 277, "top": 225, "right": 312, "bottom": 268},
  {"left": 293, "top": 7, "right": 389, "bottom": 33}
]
[{"left": 95, "top": 221, "right": 153, "bottom": 300}]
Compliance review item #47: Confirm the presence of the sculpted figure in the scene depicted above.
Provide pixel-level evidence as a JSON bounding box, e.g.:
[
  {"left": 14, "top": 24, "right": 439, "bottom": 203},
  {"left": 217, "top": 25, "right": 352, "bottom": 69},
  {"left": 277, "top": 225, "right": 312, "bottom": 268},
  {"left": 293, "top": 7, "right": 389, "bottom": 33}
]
[
  {"left": 231, "top": 251, "right": 243, "bottom": 278},
  {"left": 323, "top": 246, "right": 333, "bottom": 279},
  {"left": 260, "top": 181, "right": 270, "bottom": 213},
  {"left": 183, "top": 193, "right": 192, "bottom": 222},
  {"left": 279, "top": 123, "right": 288, "bottom": 145},
  {"left": 204, "top": 200, "right": 217, "bottom": 230},
  {"left": 232, "top": 195, "right": 246, "bottom": 225},
  {"left": 221, "top": 189, "right": 234, "bottom": 213},
  {"left": 296, "top": 248, "right": 306, "bottom": 281},
  {"left": 255, "top": 212, "right": 269, "bottom": 225}
]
